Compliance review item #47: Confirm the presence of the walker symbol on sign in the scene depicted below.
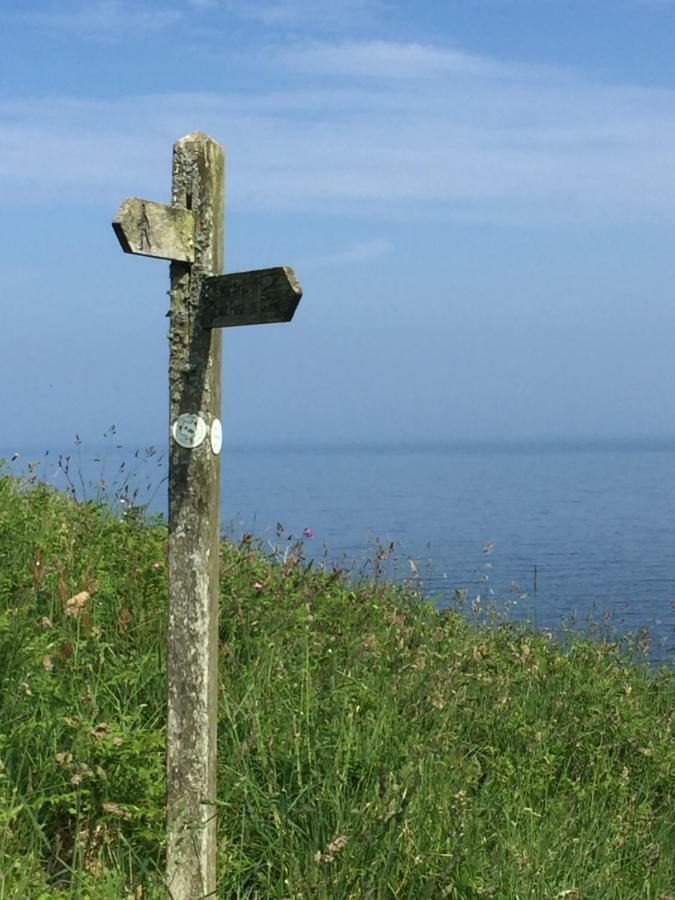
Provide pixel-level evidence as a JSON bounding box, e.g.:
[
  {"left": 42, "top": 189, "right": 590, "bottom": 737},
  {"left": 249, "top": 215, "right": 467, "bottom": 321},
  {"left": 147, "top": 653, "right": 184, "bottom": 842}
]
[{"left": 112, "top": 131, "right": 303, "bottom": 900}]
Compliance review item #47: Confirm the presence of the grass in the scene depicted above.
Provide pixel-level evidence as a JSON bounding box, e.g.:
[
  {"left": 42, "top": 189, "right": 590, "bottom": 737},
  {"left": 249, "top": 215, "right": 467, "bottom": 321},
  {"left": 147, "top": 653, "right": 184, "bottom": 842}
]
[{"left": 0, "top": 465, "right": 673, "bottom": 898}]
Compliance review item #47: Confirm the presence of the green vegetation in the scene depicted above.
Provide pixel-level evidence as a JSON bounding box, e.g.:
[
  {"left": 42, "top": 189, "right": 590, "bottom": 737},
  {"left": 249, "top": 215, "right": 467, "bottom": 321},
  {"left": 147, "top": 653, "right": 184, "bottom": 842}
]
[{"left": 0, "top": 467, "right": 673, "bottom": 899}]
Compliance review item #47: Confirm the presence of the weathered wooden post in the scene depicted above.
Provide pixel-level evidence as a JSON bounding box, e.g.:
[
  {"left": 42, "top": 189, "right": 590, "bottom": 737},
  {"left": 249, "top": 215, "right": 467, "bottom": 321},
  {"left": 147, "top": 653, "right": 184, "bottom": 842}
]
[{"left": 112, "top": 131, "right": 302, "bottom": 898}]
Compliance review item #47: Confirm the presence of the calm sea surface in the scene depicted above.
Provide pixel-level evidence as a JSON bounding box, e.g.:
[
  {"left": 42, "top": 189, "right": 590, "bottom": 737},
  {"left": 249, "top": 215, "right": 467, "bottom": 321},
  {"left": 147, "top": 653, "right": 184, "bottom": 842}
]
[{"left": 7, "top": 440, "right": 675, "bottom": 660}]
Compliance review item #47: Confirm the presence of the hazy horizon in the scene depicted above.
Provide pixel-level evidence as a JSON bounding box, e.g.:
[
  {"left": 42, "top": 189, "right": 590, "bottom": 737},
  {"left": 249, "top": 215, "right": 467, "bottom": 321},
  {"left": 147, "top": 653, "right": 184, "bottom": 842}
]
[{"left": 9, "top": 432, "right": 675, "bottom": 459}]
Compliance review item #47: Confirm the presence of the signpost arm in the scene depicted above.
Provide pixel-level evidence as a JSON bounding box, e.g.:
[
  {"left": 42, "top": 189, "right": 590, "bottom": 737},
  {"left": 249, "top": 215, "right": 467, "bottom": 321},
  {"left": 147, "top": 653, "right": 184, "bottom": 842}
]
[{"left": 166, "top": 131, "right": 224, "bottom": 898}]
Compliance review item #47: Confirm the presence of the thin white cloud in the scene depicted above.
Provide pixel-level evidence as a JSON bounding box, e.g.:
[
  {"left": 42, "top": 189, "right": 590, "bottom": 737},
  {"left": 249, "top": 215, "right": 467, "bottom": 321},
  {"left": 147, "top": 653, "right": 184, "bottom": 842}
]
[
  {"left": 3, "top": 40, "right": 675, "bottom": 226},
  {"left": 304, "top": 238, "right": 393, "bottom": 267},
  {"left": 280, "top": 39, "right": 518, "bottom": 80},
  {"left": 25, "top": 0, "right": 389, "bottom": 34},
  {"left": 219, "top": 0, "right": 389, "bottom": 30},
  {"left": 27, "top": 0, "right": 184, "bottom": 36}
]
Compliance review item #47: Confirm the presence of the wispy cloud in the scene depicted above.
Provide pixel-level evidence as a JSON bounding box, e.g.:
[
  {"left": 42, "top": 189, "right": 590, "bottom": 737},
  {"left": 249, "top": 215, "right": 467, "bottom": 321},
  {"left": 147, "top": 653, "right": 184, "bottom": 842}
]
[
  {"left": 304, "top": 238, "right": 393, "bottom": 267},
  {"left": 25, "top": 0, "right": 389, "bottom": 35},
  {"left": 3, "top": 39, "right": 675, "bottom": 226},
  {"left": 27, "top": 0, "right": 184, "bottom": 36},
  {"left": 280, "top": 39, "right": 517, "bottom": 80},
  {"left": 219, "top": 0, "right": 389, "bottom": 30}
]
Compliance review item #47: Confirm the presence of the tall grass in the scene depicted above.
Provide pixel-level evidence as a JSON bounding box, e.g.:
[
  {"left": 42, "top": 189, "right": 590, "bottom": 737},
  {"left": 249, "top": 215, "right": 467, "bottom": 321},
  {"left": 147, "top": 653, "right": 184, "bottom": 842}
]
[{"left": 0, "top": 466, "right": 672, "bottom": 898}]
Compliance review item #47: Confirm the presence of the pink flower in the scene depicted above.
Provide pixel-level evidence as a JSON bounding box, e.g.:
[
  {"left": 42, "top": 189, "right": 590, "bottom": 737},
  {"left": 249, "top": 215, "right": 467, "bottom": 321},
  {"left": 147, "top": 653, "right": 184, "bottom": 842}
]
[
  {"left": 152, "top": 562, "right": 162, "bottom": 570},
  {"left": 303, "top": 527, "right": 314, "bottom": 538},
  {"left": 254, "top": 581, "right": 264, "bottom": 590}
]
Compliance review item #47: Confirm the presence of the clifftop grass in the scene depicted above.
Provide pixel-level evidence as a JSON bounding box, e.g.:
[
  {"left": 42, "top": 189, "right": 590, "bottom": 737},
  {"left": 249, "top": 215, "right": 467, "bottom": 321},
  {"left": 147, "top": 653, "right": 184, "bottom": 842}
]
[{"left": 0, "top": 468, "right": 673, "bottom": 898}]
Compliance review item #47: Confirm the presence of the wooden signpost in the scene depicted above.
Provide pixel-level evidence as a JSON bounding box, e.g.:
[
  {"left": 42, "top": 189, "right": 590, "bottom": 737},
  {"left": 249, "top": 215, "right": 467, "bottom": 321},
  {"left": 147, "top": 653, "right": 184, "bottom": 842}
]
[{"left": 112, "top": 131, "right": 302, "bottom": 899}]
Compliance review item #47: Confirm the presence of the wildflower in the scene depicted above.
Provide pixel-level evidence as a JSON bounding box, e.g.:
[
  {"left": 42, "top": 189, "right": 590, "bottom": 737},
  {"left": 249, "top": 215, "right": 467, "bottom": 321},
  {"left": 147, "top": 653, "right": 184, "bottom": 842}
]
[
  {"left": 254, "top": 581, "right": 264, "bottom": 590},
  {"left": 117, "top": 608, "right": 132, "bottom": 632},
  {"left": 65, "top": 591, "right": 90, "bottom": 617},
  {"left": 103, "top": 802, "right": 132, "bottom": 820},
  {"left": 90, "top": 723, "right": 112, "bottom": 742},
  {"left": 303, "top": 527, "right": 314, "bottom": 538},
  {"left": 58, "top": 640, "right": 74, "bottom": 661},
  {"left": 152, "top": 562, "right": 162, "bottom": 570},
  {"left": 315, "top": 834, "right": 349, "bottom": 864}
]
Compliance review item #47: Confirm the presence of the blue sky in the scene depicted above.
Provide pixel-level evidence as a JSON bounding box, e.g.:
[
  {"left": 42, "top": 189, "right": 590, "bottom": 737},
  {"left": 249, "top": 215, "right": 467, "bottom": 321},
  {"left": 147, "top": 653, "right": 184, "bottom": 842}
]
[{"left": 3, "top": 0, "right": 675, "bottom": 449}]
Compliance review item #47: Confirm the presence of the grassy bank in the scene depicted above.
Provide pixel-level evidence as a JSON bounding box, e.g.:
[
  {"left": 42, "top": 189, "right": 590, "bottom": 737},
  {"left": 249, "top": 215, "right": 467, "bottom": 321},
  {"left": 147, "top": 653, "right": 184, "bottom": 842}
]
[{"left": 0, "top": 468, "right": 673, "bottom": 899}]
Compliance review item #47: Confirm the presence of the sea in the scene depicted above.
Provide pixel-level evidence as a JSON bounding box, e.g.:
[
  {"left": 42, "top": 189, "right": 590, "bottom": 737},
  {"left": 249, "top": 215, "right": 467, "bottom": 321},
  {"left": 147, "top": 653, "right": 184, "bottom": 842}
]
[{"left": 5, "top": 439, "right": 674, "bottom": 662}]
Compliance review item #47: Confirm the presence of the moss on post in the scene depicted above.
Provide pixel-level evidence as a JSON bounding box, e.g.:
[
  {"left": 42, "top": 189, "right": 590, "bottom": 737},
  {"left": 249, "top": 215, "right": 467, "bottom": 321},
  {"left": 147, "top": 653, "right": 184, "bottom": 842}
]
[{"left": 166, "top": 131, "right": 224, "bottom": 899}]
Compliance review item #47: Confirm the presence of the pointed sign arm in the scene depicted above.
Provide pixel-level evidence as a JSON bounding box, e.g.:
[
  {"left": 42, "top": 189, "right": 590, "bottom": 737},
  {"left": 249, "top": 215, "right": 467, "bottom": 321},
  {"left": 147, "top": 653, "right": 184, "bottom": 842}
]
[
  {"left": 112, "top": 197, "right": 195, "bottom": 262},
  {"left": 201, "top": 266, "right": 302, "bottom": 328}
]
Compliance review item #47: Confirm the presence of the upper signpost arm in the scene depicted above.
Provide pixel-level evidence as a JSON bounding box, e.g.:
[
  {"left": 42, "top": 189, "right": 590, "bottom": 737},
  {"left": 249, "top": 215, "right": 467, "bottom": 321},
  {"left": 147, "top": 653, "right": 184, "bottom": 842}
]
[{"left": 112, "top": 197, "right": 195, "bottom": 262}]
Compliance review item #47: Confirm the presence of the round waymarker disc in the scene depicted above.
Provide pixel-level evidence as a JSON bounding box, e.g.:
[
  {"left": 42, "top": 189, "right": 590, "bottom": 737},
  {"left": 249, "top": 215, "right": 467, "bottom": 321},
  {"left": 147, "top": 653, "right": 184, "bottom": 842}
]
[
  {"left": 210, "top": 418, "right": 223, "bottom": 455},
  {"left": 172, "top": 413, "right": 207, "bottom": 449}
]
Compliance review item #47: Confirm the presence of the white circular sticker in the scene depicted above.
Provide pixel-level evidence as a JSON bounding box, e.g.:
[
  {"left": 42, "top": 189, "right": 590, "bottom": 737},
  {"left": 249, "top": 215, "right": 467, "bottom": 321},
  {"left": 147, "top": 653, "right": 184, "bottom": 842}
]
[
  {"left": 210, "top": 418, "right": 223, "bottom": 455},
  {"left": 172, "top": 413, "right": 207, "bottom": 449}
]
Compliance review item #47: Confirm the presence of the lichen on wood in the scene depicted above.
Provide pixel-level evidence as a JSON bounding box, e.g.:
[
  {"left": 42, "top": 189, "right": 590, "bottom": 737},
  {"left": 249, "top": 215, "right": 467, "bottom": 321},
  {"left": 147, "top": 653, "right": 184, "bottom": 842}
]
[
  {"left": 112, "top": 197, "right": 195, "bottom": 262},
  {"left": 201, "top": 265, "right": 302, "bottom": 328},
  {"left": 166, "top": 131, "right": 224, "bottom": 900}
]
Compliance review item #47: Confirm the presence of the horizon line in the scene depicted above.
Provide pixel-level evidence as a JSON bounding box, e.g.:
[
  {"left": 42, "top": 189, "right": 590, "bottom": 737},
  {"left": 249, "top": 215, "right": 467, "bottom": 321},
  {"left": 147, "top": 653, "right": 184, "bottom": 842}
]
[{"left": 6, "top": 434, "right": 675, "bottom": 457}]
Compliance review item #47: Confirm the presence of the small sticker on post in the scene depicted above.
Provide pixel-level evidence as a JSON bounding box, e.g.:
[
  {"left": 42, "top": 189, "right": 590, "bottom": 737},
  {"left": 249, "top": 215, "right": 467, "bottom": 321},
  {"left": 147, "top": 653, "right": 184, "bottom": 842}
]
[
  {"left": 172, "top": 413, "right": 207, "bottom": 449},
  {"left": 210, "top": 418, "right": 222, "bottom": 455}
]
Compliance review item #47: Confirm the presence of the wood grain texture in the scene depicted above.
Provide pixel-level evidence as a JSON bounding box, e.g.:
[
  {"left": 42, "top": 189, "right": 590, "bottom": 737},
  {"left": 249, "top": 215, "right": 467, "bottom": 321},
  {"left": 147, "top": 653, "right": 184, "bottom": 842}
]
[{"left": 166, "top": 131, "right": 224, "bottom": 899}]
